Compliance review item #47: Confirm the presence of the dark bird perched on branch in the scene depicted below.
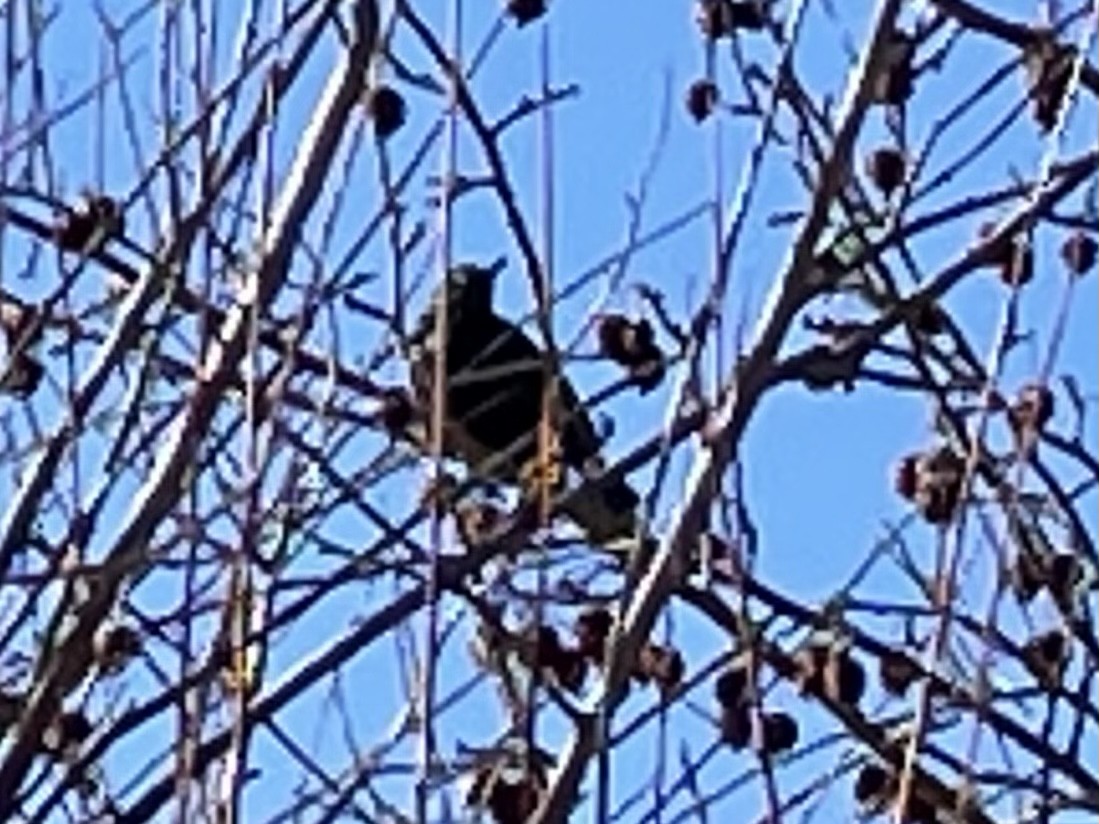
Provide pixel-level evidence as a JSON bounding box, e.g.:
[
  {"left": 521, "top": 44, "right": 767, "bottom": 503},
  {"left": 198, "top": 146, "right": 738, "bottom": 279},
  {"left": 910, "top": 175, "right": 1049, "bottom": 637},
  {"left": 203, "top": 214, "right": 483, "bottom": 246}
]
[{"left": 406, "top": 262, "right": 639, "bottom": 544}]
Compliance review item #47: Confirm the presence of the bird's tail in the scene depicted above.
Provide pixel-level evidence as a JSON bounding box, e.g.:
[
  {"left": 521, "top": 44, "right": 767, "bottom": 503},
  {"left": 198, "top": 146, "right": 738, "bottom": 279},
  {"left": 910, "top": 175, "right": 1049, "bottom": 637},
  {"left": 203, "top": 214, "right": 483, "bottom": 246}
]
[{"left": 559, "top": 472, "right": 640, "bottom": 546}]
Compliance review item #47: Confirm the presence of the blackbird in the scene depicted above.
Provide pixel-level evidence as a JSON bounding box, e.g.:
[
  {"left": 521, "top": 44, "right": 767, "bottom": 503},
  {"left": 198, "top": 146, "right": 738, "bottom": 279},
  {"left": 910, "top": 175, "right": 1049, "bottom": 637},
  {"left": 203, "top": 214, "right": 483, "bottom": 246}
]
[{"left": 407, "top": 263, "right": 639, "bottom": 543}]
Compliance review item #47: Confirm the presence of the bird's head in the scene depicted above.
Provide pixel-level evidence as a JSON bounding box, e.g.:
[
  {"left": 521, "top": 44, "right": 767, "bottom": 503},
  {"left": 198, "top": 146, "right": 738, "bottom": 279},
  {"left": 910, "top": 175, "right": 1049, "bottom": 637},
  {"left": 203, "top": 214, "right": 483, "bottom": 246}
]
[
  {"left": 428, "top": 259, "right": 504, "bottom": 325},
  {"left": 409, "top": 259, "right": 505, "bottom": 350}
]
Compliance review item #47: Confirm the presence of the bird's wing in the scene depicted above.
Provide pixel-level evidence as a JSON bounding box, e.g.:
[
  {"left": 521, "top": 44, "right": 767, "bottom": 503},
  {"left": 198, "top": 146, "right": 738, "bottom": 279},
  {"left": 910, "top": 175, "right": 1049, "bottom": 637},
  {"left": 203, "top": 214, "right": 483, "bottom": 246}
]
[{"left": 408, "top": 307, "right": 640, "bottom": 545}]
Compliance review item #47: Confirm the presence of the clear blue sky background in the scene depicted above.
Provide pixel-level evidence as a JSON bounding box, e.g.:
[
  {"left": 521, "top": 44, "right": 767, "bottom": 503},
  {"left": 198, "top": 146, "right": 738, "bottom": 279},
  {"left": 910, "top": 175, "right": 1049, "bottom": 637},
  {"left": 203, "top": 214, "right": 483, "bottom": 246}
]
[{"left": 2, "top": 0, "right": 1096, "bottom": 821}]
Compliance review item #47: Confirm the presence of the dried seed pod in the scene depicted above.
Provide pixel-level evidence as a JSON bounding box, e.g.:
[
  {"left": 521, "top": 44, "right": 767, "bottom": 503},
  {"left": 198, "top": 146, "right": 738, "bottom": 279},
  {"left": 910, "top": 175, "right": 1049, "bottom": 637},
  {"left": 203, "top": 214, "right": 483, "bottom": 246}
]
[
  {"left": 1047, "top": 552, "right": 1081, "bottom": 612},
  {"left": 1011, "top": 547, "right": 1047, "bottom": 603},
  {"left": 1025, "top": 33, "right": 1074, "bottom": 132},
  {"left": 1009, "top": 383, "right": 1055, "bottom": 435},
  {"left": 528, "top": 625, "right": 587, "bottom": 693},
  {"left": 0, "top": 299, "right": 40, "bottom": 349},
  {"left": 1061, "top": 231, "right": 1097, "bottom": 276},
  {"left": 53, "top": 193, "right": 124, "bottom": 253},
  {"left": 456, "top": 500, "right": 504, "bottom": 547},
  {"left": 898, "top": 794, "right": 938, "bottom": 824},
  {"left": 596, "top": 314, "right": 665, "bottom": 393},
  {"left": 366, "top": 85, "right": 406, "bottom": 139},
  {"left": 1000, "top": 241, "right": 1034, "bottom": 286},
  {"left": 375, "top": 386, "right": 415, "bottom": 435},
  {"left": 911, "top": 301, "right": 947, "bottom": 336},
  {"left": 913, "top": 446, "right": 965, "bottom": 524},
  {"left": 720, "top": 703, "right": 752, "bottom": 749},
  {"left": 871, "top": 30, "right": 915, "bottom": 105},
  {"left": 596, "top": 314, "right": 647, "bottom": 365},
  {"left": 878, "top": 650, "right": 920, "bottom": 697},
  {"left": 794, "top": 643, "right": 829, "bottom": 696},
  {"left": 42, "top": 710, "right": 93, "bottom": 758},
  {"left": 0, "top": 690, "right": 21, "bottom": 730},
  {"left": 506, "top": 0, "right": 547, "bottom": 27},
  {"left": 976, "top": 221, "right": 1034, "bottom": 286},
  {"left": 635, "top": 643, "right": 684, "bottom": 693},
  {"left": 695, "top": 1, "right": 730, "bottom": 39},
  {"left": 1022, "top": 629, "right": 1069, "bottom": 689},
  {"left": 468, "top": 762, "right": 546, "bottom": 824},
  {"left": 574, "top": 608, "right": 613, "bottom": 662},
  {"left": 94, "top": 624, "right": 142, "bottom": 674},
  {"left": 893, "top": 454, "right": 920, "bottom": 501},
  {"left": 551, "top": 646, "right": 588, "bottom": 693},
  {"left": 824, "top": 648, "right": 866, "bottom": 707},
  {"left": 854, "top": 763, "right": 893, "bottom": 812},
  {"left": 488, "top": 777, "right": 541, "bottom": 824},
  {"left": 686, "top": 79, "right": 719, "bottom": 123},
  {"left": 865, "top": 147, "right": 906, "bottom": 198},
  {"left": 697, "top": 0, "right": 766, "bottom": 37},
  {"left": 714, "top": 664, "right": 749, "bottom": 708},
  {"left": 759, "top": 711, "right": 798, "bottom": 754},
  {"left": 0, "top": 354, "right": 44, "bottom": 397}
]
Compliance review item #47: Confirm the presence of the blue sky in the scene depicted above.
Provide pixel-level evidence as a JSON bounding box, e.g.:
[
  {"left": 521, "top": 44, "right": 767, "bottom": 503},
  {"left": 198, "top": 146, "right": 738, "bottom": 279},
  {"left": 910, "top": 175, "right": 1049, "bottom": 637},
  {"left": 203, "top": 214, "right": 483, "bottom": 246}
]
[{"left": 1, "top": 0, "right": 1096, "bottom": 822}]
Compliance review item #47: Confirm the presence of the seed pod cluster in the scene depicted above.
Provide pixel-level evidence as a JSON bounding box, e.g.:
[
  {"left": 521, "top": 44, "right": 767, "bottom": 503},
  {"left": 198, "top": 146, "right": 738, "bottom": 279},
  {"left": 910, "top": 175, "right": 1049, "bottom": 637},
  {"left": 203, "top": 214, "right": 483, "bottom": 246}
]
[
  {"left": 1011, "top": 543, "right": 1081, "bottom": 610},
  {"left": 1024, "top": 33, "right": 1074, "bottom": 132},
  {"left": 871, "top": 30, "right": 915, "bottom": 105},
  {"left": 596, "top": 314, "right": 665, "bottom": 393},
  {"left": 794, "top": 643, "right": 866, "bottom": 707},
  {"left": 365, "top": 85, "right": 406, "bottom": 139},
  {"left": 53, "top": 193, "right": 124, "bottom": 254},
  {"left": 695, "top": 0, "right": 767, "bottom": 40},
  {"left": 713, "top": 662, "right": 799, "bottom": 754},
  {"left": 893, "top": 446, "right": 965, "bottom": 524}
]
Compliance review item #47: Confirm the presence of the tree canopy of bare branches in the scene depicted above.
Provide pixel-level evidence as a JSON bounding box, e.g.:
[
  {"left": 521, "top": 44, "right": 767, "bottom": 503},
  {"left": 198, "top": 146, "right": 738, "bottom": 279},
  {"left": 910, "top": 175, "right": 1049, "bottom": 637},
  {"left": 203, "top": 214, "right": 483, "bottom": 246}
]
[{"left": 0, "top": 1, "right": 1096, "bottom": 822}]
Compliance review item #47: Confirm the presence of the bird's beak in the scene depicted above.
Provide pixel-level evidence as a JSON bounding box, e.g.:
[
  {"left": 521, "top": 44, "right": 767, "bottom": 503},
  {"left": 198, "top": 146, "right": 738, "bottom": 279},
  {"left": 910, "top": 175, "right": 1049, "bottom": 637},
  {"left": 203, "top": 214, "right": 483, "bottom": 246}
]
[{"left": 486, "top": 256, "right": 507, "bottom": 280}]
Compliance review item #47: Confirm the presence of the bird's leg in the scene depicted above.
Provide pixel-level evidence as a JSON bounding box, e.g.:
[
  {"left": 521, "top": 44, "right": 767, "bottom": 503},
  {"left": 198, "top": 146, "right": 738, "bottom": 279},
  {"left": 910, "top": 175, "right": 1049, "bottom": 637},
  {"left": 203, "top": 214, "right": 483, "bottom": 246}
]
[{"left": 518, "top": 428, "right": 565, "bottom": 505}]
